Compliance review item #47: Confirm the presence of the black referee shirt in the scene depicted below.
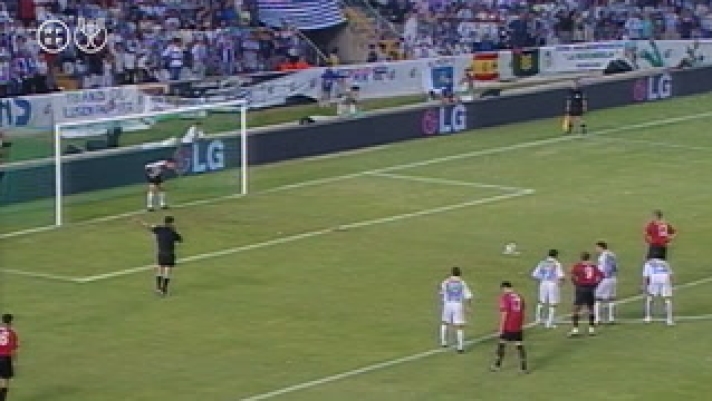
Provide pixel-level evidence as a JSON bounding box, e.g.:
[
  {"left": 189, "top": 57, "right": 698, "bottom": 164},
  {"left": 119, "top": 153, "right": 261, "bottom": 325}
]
[
  {"left": 152, "top": 226, "right": 182, "bottom": 253},
  {"left": 568, "top": 88, "right": 585, "bottom": 109}
]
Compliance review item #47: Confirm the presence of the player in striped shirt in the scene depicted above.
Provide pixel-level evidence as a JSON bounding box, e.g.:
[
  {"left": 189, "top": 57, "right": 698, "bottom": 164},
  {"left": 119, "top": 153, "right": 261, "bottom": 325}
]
[
  {"left": 642, "top": 258, "right": 675, "bottom": 326},
  {"left": 145, "top": 159, "right": 176, "bottom": 211},
  {"left": 531, "top": 249, "right": 565, "bottom": 328},
  {"left": 439, "top": 267, "right": 473, "bottom": 353},
  {"left": 594, "top": 241, "right": 619, "bottom": 324}
]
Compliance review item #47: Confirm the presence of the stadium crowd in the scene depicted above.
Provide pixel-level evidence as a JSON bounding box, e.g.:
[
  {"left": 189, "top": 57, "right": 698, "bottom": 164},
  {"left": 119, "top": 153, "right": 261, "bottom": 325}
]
[
  {"left": 0, "top": 0, "right": 711, "bottom": 95},
  {"left": 0, "top": 0, "right": 311, "bottom": 96},
  {"left": 370, "top": 0, "right": 712, "bottom": 60}
]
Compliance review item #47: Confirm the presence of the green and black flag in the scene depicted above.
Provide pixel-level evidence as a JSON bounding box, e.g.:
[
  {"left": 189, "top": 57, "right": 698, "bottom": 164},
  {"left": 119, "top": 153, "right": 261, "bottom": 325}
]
[{"left": 512, "top": 48, "right": 540, "bottom": 77}]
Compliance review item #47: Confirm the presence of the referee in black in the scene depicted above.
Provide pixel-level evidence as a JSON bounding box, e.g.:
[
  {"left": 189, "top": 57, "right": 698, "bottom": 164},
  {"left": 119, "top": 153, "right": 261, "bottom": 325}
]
[
  {"left": 565, "top": 79, "right": 587, "bottom": 135},
  {"left": 136, "top": 216, "right": 183, "bottom": 296}
]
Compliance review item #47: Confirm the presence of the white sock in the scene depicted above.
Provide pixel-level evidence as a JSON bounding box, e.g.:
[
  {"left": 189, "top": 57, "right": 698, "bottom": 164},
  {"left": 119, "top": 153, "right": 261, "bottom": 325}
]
[
  {"left": 147, "top": 192, "right": 154, "bottom": 208},
  {"left": 535, "top": 303, "right": 543, "bottom": 322},
  {"left": 440, "top": 324, "right": 448, "bottom": 346},
  {"left": 159, "top": 192, "right": 166, "bottom": 207},
  {"left": 546, "top": 306, "right": 556, "bottom": 327},
  {"left": 645, "top": 297, "right": 653, "bottom": 318},
  {"left": 456, "top": 329, "right": 464, "bottom": 350},
  {"left": 664, "top": 299, "right": 673, "bottom": 322},
  {"left": 594, "top": 301, "right": 601, "bottom": 322},
  {"left": 608, "top": 302, "right": 616, "bottom": 321}
]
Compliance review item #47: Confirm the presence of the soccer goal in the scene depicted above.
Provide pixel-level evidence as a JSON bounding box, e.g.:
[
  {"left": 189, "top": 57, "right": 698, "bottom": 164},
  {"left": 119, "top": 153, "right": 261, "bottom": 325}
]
[{"left": 50, "top": 95, "right": 249, "bottom": 228}]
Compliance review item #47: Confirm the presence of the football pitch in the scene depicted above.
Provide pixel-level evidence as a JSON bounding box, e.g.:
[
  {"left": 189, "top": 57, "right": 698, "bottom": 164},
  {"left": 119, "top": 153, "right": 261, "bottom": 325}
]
[{"left": 2, "top": 94, "right": 712, "bottom": 400}]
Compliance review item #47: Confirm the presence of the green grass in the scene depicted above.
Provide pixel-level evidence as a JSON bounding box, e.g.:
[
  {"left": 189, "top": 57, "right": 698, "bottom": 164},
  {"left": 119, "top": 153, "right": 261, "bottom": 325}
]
[
  {"left": 3, "top": 94, "right": 712, "bottom": 400},
  {"left": 6, "top": 95, "right": 424, "bottom": 162}
]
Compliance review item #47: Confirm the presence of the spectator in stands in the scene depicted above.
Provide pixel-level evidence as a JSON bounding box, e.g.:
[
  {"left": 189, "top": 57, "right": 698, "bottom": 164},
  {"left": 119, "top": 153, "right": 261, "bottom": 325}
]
[
  {"left": 190, "top": 38, "right": 208, "bottom": 79},
  {"left": 278, "top": 56, "right": 311, "bottom": 71},
  {"left": 33, "top": 53, "right": 49, "bottom": 93},
  {"left": 162, "top": 38, "right": 185, "bottom": 81},
  {"left": 0, "top": 49, "right": 9, "bottom": 98}
]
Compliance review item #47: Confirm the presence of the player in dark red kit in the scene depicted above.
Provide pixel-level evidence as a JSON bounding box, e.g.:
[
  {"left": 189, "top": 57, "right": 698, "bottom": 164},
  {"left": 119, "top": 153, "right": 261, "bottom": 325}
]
[
  {"left": 491, "top": 281, "right": 528, "bottom": 373},
  {"left": 569, "top": 252, "right": 604, "bottom": 337},
  {"left": 0, "top": 314, "right": 19, "bottom": 401},
  {"left": 645, "top": 210, "right": 676, "bottom": 260}
]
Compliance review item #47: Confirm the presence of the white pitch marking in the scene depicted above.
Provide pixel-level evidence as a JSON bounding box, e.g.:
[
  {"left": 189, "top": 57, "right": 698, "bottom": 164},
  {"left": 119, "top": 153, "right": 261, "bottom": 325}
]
[
  {"left": 0, "top": 268, "right": 81, "bottom": 283},
  {"left": 75, "top": 190, "right": 534, "bottom": 283},
  {"left": 2, "top": 110, "right": 712, "bottom": 240},
  {"left": 237, "top": 275, "right": 712, "bottom": 401},
  {"left": 590, "top": 314, "right": 712, "bottom": 324},
  {"left": 592, "top": 136, "right": 712, "bottom": 152},
  {"left": 368, "top": 172, "right": 530, "bottom": 192}
]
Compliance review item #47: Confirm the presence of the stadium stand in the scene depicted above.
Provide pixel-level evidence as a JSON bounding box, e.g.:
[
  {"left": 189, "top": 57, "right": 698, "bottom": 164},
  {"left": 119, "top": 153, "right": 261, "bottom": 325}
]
[
  {"left": 367, "top": 0, "right": 712, "bottom": 60},
  {"left": 0, "top": 0, "right": 710, "bottom": 95},
  {"left": 0, "top": 0, "right": 345, "bottom": 95}
]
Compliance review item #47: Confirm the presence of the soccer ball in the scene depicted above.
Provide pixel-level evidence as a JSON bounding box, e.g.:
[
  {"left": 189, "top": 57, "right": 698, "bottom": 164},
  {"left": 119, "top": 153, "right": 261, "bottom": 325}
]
[{"left": 502, "top": 242, "right": 520, "bottom": 256}]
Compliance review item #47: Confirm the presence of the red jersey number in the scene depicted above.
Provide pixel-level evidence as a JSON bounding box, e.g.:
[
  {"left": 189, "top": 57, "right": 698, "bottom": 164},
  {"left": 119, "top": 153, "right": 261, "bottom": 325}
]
[
  {"left": 0, "top": 329, "right": 17, "bottom": 356},
  {"left": 572, "top": 263, "right": 603, "bottom": 286},
  {"left": 646, "top": 221, "right": 675, "bottom": 246},
  {"left": 583, "top": 265, "right": 594, "bottom": 280},
  {"left": 500, "top": 293, "right": 525, "bottom": 333}
]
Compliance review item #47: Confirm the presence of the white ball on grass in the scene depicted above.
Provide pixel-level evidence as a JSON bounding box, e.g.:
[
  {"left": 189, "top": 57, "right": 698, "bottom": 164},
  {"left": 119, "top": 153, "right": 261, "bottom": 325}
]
[{"left": 503, "top": 242, "right": 520, "bottom": 256}]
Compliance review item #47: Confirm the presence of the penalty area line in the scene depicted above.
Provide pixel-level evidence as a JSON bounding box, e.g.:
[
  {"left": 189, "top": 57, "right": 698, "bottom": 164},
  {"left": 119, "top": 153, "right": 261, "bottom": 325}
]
[
  {"left": 2, "top": 110, "right": 712, "bottom": 241},
  {"left": 75, "top": 190, "right": 534, "bottom": 284},
  {"left": 590, "top": 136, "right": 712, "bottom": 152},
  {"left": 0, "top": 269, "right": 81, "bottom": 283},
  {"left": 594, "top": 314, "right": 712, "bottom": 324},
  {"left": 235, "top": 275, "right": 712, "bottom": 401},
  {"left": 367, "top": 172, "right": 532, "bottom": 193}
]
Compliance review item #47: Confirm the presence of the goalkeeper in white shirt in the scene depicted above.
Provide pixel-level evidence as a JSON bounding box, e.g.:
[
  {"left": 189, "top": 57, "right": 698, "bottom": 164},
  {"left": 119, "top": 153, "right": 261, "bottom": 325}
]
[
  {"left": 439, "top": 267, "right": 473, "bottom": 353},
  {"left": 642, "top": 258, "right": 675, "bottom": 326}
]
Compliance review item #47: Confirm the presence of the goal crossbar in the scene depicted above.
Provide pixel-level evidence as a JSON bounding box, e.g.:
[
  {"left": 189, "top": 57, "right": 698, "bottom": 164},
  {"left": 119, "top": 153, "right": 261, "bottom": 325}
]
[
  {"left": 55, "top": 98, "right": 248, "bottom": 129},
  {"left": 53, "top": 98, "right": 249, "bottom": 226}
]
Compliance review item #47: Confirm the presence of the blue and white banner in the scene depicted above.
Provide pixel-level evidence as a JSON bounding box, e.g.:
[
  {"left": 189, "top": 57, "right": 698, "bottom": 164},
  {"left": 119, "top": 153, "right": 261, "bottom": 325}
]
[
  {"left": 537, "top": 40, "right": 712, "bottom": 74},
  {"left": 257, "top": 0, "right": 345, "bottom": 30},
  {"left": 52, "top": 86, "right": 146, "bottom": 124},
  {"left": 0, "top": 96, "right": 53, "bottom": 131}
]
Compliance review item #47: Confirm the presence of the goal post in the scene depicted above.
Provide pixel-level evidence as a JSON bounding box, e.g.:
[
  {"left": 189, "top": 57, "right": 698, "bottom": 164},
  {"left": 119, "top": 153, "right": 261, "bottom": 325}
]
[{"left": 52, "top": 98, "right": 249, "bottom": 227}]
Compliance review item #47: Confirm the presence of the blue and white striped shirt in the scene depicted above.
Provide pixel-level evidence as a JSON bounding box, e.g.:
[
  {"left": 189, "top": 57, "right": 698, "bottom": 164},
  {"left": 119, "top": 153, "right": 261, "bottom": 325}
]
[
  {"left": 531, "top": 257, "right": 564, "bottom": 282},
  {"left": 598, "top": 250, "right": 618, "bottom": 278},
  {"left": 440, "top": 277, "right": 473, "bottom": 303}
]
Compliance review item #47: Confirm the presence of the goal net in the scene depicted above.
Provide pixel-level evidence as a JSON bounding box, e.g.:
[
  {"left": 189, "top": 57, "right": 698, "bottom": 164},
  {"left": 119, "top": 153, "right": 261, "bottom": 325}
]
[{"left": 0, "top": 87, "right": 248, "bottom": 235}]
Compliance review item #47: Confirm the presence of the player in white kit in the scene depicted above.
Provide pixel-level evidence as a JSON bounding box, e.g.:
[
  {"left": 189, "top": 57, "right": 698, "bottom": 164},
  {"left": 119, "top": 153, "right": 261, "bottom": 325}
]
[
  {"left": 642, "top": 258, "right": 674, "bottom": 325},
  {"left": 439, "top": 267, "right": 473, "bottom": 353},
  {"left": 594, "top": 241, "right": 618, "bottom": 324},
  {"left": 531, "top": 249, "right": 565, "bottom": 328}
]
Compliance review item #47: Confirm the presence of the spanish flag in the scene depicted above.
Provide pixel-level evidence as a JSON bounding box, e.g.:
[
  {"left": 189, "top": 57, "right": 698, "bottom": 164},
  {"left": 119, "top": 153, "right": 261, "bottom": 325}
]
[{"left": 472, "top": 52, "right": 499, "bottom": 81}]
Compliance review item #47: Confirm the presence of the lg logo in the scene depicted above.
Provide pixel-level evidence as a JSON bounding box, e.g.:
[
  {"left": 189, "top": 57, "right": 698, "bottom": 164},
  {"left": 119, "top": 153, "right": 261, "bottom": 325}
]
[
  {"left": 175, "top": 140, "right": 226, "bottom": 175},
  {"left": 633, "top": 73, "right": 672, "bottom": 102},
  {"left": 422, "top": 104, "right": 468, "bottom": 135}
]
